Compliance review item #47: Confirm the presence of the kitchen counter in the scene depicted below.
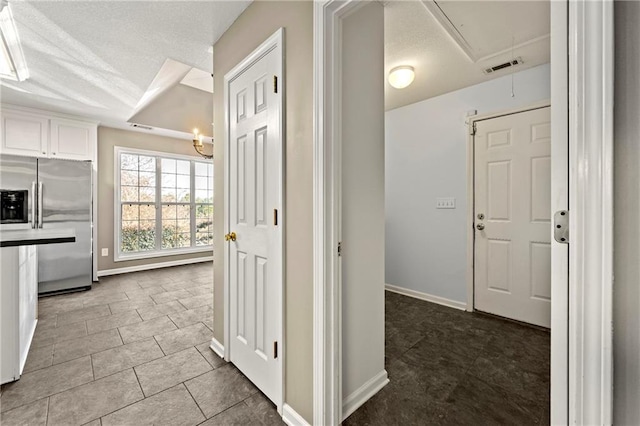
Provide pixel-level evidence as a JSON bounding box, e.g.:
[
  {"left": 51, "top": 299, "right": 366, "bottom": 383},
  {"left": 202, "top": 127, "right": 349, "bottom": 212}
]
[
  {"left": 0, "top": 228, "right": 76, "bottom": 247},
  {"left": 1, "top": 228, "right": 76, "bottom": 384}
]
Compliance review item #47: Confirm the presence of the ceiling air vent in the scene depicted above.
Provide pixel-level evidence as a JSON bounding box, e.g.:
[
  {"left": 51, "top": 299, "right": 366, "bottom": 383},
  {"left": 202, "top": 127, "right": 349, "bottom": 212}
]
[
  {"left": 483, "top": 57, "right": 523, "bottom": 75},
  {"left": 130, "top": 123, "right": 153, "bottom": 130}
]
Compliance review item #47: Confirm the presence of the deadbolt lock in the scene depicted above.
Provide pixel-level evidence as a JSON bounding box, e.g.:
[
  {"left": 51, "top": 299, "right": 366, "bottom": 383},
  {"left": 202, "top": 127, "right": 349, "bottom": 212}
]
[
  {"left": 477, "top": 213, "right": 485, "bottom": 220},
  {"left": 225, "top": 232, "right": 237, "bottom": 242}
]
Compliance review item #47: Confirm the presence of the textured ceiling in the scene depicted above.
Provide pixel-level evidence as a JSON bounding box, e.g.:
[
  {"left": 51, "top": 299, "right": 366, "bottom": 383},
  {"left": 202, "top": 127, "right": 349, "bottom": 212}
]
[
  {"left": 385, "top": 0, "right": 550, "bottom": 111},
  {"left": 0, "top": 1, "right": 250, "bottom": 125}
]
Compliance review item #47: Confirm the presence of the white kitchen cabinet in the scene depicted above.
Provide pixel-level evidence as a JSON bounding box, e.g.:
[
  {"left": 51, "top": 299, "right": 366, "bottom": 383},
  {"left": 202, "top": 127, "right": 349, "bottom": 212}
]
[
  {"left": 0, "top": 107, "right": 97, "bottom": 161},
  {"left": 1, "top": 245, "right": 38, "bottom": 384},
  {"left": 0, "top": 111, "right": 49, "bottom": 157},
  {"left": 50, "top": 118, "right": 96, "bottom": 161}
]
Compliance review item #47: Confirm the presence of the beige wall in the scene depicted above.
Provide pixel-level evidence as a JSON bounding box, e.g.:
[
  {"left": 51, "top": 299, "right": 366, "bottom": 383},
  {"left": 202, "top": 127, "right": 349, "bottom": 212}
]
[
  {"left": 613, "top": 1, "right": 640, "bottom": 423},
  {"left": 97, "top": 126, "right": 213, "bottom": 273},
  {"left": 212, "top": 0, "right": 314, "bottom": 421}
]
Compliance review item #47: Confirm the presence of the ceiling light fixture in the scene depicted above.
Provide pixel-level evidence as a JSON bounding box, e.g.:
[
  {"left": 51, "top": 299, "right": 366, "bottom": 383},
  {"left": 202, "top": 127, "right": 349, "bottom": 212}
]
[
  {"left": 388, "top": 65, "right": 415, "bottom": 89},
  {"left": 0, "top": 0, "right": 29, "bottom": 81},
  {"left": 192, "top": 128, "right": 213, "bottom": 160}
]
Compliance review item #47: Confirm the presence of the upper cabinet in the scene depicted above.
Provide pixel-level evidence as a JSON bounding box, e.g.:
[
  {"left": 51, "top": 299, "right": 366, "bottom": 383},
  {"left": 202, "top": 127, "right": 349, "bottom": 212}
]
[
  {"left": 0, "top": 107, "right": 97, "bottom": 162},
  {"left": 50, "top": 118, "right": 96, "bottom": 161},
  {"left": 1, "top": 111, "right": 49, "bottom": 157}
]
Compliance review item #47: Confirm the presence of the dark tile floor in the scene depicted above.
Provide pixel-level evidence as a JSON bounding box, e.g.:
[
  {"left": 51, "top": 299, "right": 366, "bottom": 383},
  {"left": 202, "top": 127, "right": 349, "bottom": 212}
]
[
  {"left": 0, "top": 263, "right": 283, "bottom": 426},
  {"left": 345, "top": 291, "right": 551, "bottom": 426}
]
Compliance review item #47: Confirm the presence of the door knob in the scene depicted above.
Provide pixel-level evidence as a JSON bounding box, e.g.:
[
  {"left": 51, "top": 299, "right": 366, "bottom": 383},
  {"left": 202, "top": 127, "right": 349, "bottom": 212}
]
[
  {"left": 225, "top": 232, "right": 237, "bottom": 242},
  {"left": 476, "top": 223, "right": 485, "bottom": 231}
]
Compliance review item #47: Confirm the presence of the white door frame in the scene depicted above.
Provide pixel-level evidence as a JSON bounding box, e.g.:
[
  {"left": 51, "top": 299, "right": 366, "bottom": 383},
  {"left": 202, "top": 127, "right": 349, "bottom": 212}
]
[
  {"left": 313, "top": 0, "right": 613, "bottom": 425},
  {"left": 465, "top": 100, "right": 552, "bottom": 311},
  {"left": 223, "top": 27, "right": 285, "bottom": 413}
]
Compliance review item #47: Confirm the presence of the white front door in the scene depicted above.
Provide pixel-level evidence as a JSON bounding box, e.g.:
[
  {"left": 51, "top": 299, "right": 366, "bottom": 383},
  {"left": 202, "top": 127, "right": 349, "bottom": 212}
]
[
  {"left": 474, "top": 106, "right": 551, "bottom": 328},
  {"left": 226, "top": 37, "right": 283, "bottom": 406}
]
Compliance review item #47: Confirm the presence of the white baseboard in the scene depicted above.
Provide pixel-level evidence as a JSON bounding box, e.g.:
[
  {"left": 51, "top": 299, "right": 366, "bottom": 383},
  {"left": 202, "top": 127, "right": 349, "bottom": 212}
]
[
  {"left": 385, "top": 283, "right": 467, "bottom": 311},
  {"left": 282, "top": 403, "right": 311, "bottom": 426},
  {"left": 342, "top": 369, "right": 389, "bottom": 421},
  {"left": 97, "top": 256, "right": 213, "bottom": 277},
  {"left": 209, "top": 337, "right": 225, "bottom": 359}
]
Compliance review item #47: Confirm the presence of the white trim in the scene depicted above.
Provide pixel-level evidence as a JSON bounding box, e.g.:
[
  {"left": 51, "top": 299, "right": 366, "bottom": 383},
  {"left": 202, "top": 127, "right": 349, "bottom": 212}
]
[
  {"left": 385, "top": 284, "right": 466, "bottom": 311},
  {"left": 97, "top": 255, "right": 212, "bottom": 277},
  {"left": 313, "top": 2, "right": 369, "bottom": 425},
  {"left": 114, "top": 247, "right": 213, "bottom": 263},
  {"left": 223, "top": 27, "right": 285, "bottom": 412},
  {"left": 465, "top": 101, "right": 551, "bottom": 312},
  {"left": 549, "top": 1, "right": 569, "bottom": 423},
  {"left": 282, "top": 404, "right": 311, "bottom": 426},
  {"left": 568, "top": 1, "right": 614, "bottom": 424},
  {"left": 209, "top": 337, "right": 224, "bottom": 359},
  {"left": 341, "top": 370, "right": 389, "bottom": 422},
  {"left": 99, "top": 121, "right": 210, "bottom": 143}
]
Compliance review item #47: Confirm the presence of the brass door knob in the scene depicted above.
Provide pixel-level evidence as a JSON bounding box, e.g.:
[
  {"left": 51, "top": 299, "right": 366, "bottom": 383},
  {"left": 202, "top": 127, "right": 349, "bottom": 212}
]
[{"left": 225, "top": 232, "right": 237, "bottom": 241}]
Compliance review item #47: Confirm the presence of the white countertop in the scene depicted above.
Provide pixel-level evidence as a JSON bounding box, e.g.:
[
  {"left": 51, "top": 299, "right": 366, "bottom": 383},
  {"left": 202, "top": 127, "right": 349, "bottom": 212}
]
[{"left": 0, "top": 228, "right": 76, "bottom": 247}]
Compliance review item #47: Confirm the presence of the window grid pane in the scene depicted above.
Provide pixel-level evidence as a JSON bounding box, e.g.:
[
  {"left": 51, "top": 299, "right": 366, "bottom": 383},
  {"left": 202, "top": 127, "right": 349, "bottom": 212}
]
[{"left": 119, "top": 152, "right": 212, "bottom": 257}]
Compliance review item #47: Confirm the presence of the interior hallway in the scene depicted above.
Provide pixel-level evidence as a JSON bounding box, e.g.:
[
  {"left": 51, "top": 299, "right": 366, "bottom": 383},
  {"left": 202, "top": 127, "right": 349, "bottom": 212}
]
[
  {"left": 0, "top": 263, "right": 282, "bottom": 426},
  {"left": 345, "top": 291, "right": 550, "bottom": 425}
]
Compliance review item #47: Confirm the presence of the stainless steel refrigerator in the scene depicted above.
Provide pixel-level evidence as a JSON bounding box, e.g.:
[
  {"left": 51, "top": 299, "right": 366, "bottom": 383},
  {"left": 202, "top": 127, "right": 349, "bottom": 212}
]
[{"left": 0, "top": 154, "right": 93, "bottom": 295}]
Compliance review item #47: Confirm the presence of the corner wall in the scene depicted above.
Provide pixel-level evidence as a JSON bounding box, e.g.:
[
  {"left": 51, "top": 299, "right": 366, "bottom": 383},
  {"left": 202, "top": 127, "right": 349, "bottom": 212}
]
[
  {"left": 613, "top": 2, "right": 640, "bottom": 423},
  {"left": 211, "top": 1, "right": 314, "bottom": 421},
  {"left": 385, "top": 63, "right": 550, "bottom": 303},
  {"left": 97, "top": 126, "right": 212, "bottom": 274}
]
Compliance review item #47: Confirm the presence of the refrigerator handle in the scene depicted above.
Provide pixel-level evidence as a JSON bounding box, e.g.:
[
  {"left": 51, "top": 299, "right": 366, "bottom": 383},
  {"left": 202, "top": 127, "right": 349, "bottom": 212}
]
[
  {"left": 38, "top": 182, "right": 43, "bottom": 228},
  {"left": 31, "top": 181, "right": 36, "bottom": 229}
]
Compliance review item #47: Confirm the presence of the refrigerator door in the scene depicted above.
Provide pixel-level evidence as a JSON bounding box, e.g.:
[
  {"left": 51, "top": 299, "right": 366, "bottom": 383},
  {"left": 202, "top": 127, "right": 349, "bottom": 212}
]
[
  {"left": 0, "top": 155, "right": 37, "bottom": 230},
  {"left": 37, "top": 158, "right": 92, "bottom": 295}
]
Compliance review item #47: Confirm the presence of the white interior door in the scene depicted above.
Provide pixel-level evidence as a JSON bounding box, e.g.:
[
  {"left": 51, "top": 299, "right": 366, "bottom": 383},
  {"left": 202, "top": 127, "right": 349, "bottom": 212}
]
[
  {"left": 227, "top": 41, "right": 283, "bottom": 406},
  {"left": 474, "top": 106, "right": 551, "bottom": 328}
]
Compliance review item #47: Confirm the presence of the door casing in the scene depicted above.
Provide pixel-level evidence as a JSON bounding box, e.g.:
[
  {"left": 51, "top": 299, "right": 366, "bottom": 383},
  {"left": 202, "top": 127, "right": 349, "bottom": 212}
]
[
  {"left": 223, "top": 27, "right": 285, "bottom": 414},
  {"left": 313, "top": 0, "right": 614, "bottom": 425}
]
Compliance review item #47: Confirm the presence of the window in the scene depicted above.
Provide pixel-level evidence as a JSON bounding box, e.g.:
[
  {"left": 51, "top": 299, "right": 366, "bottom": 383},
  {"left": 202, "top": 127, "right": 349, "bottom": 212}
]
[{"left": 115, "top": 147, "right": 213, "bottom": 261}]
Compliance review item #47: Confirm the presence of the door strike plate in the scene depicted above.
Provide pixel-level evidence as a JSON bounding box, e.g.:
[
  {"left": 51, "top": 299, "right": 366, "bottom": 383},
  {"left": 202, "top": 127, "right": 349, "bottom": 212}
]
[{"left": 554, "top": 210, "right": 569, "bottom": 244}]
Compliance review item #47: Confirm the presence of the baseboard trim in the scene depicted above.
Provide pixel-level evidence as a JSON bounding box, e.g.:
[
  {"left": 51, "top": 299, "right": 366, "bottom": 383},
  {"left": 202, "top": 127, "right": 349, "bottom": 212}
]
[
  {"left": 282, "top": 403, "right": 311, "bottom": 426},
  {"left": 385, "top": 283, "right": 467, "bottom": 311},
  {"left": 342, "top": 369, "right": 389, "bottom": 421},
  {"left": 97, "top": 256, "right": 213, "bottom": 277},
  {"left": 209, "top": 337, "right": 225, "bottom": 359}
]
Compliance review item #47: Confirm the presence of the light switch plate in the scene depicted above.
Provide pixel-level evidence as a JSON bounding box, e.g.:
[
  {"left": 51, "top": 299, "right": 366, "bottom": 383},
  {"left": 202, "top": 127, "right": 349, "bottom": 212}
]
[
  {"left": 101, "top": 248, "right": 109, "bottom": 257},
  {"left": 436, "top": 198, "right": 456, "bottom": 209}
]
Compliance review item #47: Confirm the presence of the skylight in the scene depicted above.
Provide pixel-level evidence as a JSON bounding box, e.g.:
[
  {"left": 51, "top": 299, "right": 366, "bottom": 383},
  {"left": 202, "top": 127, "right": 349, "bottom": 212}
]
[{"left": 0, "top": 1, "right": 28, "bottom": 81}]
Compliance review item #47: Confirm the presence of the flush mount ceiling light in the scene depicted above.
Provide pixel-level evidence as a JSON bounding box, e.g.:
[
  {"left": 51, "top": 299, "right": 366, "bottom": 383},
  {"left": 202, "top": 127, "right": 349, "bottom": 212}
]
[
  {"left": 388, "top": 66, "right": 414, "bottom": 89},
  {"left": 0, "top": 0, "right": 29, "bottom": 81}
]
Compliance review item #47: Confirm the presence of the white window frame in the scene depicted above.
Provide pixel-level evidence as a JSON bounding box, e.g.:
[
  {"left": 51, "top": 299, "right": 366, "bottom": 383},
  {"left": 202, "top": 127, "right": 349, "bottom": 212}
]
[{"left": 114, "top": 146, "right": 213, "bottom": 262}]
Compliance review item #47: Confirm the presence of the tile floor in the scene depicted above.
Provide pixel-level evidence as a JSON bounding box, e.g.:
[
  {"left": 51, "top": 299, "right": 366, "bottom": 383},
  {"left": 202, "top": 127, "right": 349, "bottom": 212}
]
[
  {"left": 1, "top": 263, "right": 550, "bottom": 426},
  {"left": 0, "top": 263, "right": 283, "bottom": 426},
  {"left": 345, "top": 291, "right": 551, "bottom": 425}
]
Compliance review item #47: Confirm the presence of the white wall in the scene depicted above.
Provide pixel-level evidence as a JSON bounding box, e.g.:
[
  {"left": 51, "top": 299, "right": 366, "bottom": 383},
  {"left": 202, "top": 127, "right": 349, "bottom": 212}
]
[
  {"left": 613, "top": 2, "right": 640, "bottom": 423},
  {"left": 341, "top": 1, "right": 387, "bottom": 416},
  {"left": 385, "top": 63, "right": 550, "bottom": 303}
]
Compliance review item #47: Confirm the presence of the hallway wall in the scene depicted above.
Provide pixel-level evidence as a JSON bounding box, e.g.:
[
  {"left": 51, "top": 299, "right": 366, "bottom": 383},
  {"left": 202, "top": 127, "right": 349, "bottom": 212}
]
[
  {"left": 613, "top": 1, "right": 640, "bottom": 423},
  {"left": 211, "top": 0, "right": 314, "bottom": 422},
  {"left": 385, "top": 63, "right": 550, "bottom": 304}
]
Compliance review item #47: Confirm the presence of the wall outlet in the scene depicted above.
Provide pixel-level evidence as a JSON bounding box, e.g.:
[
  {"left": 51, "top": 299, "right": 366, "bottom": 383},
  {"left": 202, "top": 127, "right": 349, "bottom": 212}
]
[
  {"left": 436, "top": 198, "right": 456, "bottom": 209},
  {"left": 101, "top": 248, "right": 109, "bottom": 257}
]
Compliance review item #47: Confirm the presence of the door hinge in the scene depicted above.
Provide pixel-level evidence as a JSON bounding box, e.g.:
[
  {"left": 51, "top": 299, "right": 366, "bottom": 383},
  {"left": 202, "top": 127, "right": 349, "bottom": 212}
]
[
  {"left": 273, "top": 75, "right": 278, "bottom": 93},
  {"left": 471, "top": 122, "right": 477, "bottom": 136},
  {"left": 273, "top": 341, "right": 278, "bottom": 359},
  {"left": 273, "top": 208, "right": 278, "bottom": 226},
  {"left": 338, "top": 241, "right": 343, "bottom": 256},
  {"left": 554, "top": 210, "right": 569, "bottom": 244}
]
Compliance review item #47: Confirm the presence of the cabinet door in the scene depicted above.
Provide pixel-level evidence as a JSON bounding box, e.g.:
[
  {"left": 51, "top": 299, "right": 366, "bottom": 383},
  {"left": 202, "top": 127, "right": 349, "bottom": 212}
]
[
  {"left": 0, "top": 112, "right": 49, "bottom": 157},
  {"left": 50, "top": 119, "right": 96, "bottom": 161}
]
